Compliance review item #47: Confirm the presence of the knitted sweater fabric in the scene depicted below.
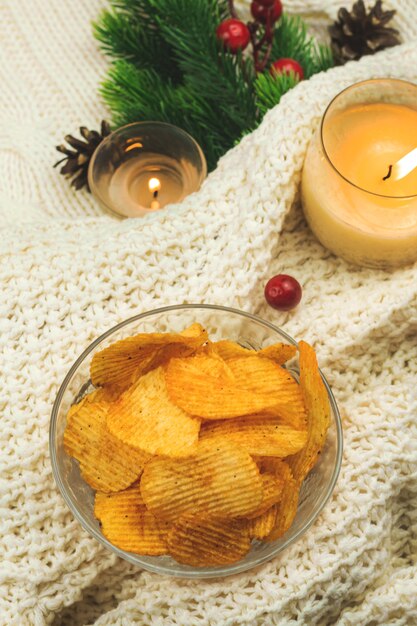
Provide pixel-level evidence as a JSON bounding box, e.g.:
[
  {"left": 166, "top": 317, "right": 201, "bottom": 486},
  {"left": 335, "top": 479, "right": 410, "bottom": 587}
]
[{"left": 1, "top": 1, "right": 416, "bottom": 625}]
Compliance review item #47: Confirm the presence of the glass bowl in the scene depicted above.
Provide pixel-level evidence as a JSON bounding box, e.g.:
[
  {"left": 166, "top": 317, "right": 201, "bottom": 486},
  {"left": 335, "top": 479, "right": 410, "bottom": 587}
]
[{"left": 50, "top": 304, "right": 342, "bottom": 579}]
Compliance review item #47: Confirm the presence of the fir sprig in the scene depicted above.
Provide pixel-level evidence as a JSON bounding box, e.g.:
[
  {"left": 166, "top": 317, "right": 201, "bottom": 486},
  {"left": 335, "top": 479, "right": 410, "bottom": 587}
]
[
  {"left": 254, "top": 15, "right": 334, "bottom": 115},
  {"left": 254, "top": 71, "right": 298, "bottom": 117},
  {"left": 270, "top": 15, "right": 334, "bottom": 78},
  {"left": 93, "top": 0, "right": 333, "bottom": 171}
]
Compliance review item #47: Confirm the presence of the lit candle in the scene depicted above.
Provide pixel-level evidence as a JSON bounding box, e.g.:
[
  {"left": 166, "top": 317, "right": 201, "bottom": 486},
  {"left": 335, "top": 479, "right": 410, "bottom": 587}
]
[
  {"left": 149, "top": 177, "right": 161, "bottom": 210},
  {"left": 88, "top": 122, "right": 207, "bottom": 218},
  {"left": 301, "top": 79, "right": 417, "bottom": 269}
]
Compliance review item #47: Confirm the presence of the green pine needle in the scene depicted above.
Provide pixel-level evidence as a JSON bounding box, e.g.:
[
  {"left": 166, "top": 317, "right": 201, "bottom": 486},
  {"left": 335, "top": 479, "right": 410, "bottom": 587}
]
[
  {"left": 270, "top": 14, "right": 334, "bottom": 79},
  {"left": 254, "top": 71, "right": 299, "bottom": 117}
]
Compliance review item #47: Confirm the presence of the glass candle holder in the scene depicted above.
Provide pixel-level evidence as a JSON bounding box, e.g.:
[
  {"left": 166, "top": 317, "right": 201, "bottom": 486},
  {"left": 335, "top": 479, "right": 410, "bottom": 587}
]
[
  {"left": 301, "top": 79, "right": 417, "bottom": 269},
  {"left": 88, "top": 122, "right": 207, "bottom": 218}
]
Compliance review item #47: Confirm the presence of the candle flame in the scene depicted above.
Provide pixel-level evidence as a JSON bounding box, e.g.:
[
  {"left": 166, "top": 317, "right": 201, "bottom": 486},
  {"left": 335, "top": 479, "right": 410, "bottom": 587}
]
[
  {"left": 385, "top": 146, "right": 417, "bottom": 182},
  {"left": 148, "top": 177, "right": 161, "bottom": 193}
]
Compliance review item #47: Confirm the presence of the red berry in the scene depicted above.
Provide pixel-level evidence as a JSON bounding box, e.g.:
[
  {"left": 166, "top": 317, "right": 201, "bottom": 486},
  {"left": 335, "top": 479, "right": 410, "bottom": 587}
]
[
  {"left": 216, "top": 19, "right": 250, "bottom": 53},
  {"left": 270, "top": 58, "right": 304, "bottom": 80},
  {"left": 264, "top": 274, "right": 302, "bottom": 311},
  {"left": 250, "top": 0, "right": 282, "bottom": 23}
]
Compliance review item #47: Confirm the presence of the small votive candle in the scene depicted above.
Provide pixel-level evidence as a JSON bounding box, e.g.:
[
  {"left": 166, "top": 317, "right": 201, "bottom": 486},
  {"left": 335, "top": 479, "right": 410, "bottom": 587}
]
[
  {"left": 88, "top": 122, "right": 207, "bottom": 218},
  {"left": 301, "top": 79, "right": 417, "bottom": 269}
]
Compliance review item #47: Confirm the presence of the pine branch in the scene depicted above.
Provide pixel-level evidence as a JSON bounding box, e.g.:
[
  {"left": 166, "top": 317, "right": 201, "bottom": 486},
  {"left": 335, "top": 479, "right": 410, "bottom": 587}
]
[
  {"left": 253, "top": 15, "right": 332, "bottom": 119},
  {"left": 254, "top": 71, "right": 298, "bottom": 116},
  {"left": 94, "top": 2, "right": 334, "bottom": 172},
  {"left": 93, "top": 6, "right": 181, "bottom": 81},
  {"left": 147, "top": 0, "right": 257, "bottom": 133},
  {"left": 100, "top": 61, "right": 230, "bottom": 169},
  {"left": 270, "top": 14, "right": 333, "bottom": 78}
]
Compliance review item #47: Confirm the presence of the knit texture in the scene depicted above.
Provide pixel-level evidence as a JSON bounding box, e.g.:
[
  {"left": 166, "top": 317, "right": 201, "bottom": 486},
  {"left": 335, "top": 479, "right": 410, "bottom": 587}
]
[{"left": 1, "top": 1, "right": 417, "bottom": 625}]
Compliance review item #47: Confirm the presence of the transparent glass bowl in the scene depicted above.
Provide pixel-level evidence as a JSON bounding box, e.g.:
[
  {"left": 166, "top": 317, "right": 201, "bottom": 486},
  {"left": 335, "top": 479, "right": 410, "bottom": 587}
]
[{"left": 50, "top": 304, "right": 342, "bottom": 579}]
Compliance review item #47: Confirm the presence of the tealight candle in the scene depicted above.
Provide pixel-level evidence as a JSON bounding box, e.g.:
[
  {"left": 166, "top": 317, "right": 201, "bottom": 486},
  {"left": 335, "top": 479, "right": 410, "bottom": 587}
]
[
  {"left": 301, "top": 79, "right": 417, "bottom": 269},
  {"left": 88, "top": 122, "right": 207, "bottom": 218}
]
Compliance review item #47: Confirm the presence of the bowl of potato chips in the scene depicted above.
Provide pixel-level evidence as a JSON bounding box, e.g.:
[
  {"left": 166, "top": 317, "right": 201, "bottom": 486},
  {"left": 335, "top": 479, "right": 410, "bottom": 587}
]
[{"left": 50, "top": 304, "right": 342, "bottom": 578}]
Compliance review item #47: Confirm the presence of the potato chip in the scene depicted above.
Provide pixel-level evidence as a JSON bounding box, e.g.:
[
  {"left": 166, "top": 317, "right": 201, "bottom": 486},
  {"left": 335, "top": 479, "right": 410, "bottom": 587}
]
[
  {"left": 165, "top": 357, "right": 279, "bottom": 419},
  {"left": 227, "top": 356, "right": 307, "bottom": 429},
  {"left": 90, "top": 323, "right": 208, "bottom": 390},
  {"left": 95, "top": 485, "right": 169, "bottom": 555},
  {"left": 258, "top": 343, "right": 297, "bottom": 364},
  {"left": 211, "top": 340, "right": 297, "bottom": 366},
  {"left": 64, "top": 388, "right": 149, "bottom": 493},
  {"left": 167, "top": 515, "right": 251, "bottom": 566},
  {"left": 286, "top": 341, "right": 331, "bottom": 482},
  {"left": 245, "top": 472, "right": 284, "bottom": 518},
  {"left": 247, "top": 506, "right": 277, "bottom": 540},
  {"left": 177, "top": 353, "right": 235, "bottom": 381},
  {"left": 107, "top": 367, "right": 200, "bottom": 457},
  {"left": 211, "top": 340, "right": 255, "bottom": 361},
  {"left": 265, "top": 463, "right": 300, "bottom": 541},
  {"left": 140, "top": 440, "right": 263, "bottom": 521},
  {"left": 200, "top": 416, "right": 307, "bottom": 457}
]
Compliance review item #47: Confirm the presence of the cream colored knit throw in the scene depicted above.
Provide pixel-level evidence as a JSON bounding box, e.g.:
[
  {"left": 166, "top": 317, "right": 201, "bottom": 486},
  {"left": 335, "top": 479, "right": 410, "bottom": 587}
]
[{"left": 1, "top": 0, "right": 416, "bottom": 624}]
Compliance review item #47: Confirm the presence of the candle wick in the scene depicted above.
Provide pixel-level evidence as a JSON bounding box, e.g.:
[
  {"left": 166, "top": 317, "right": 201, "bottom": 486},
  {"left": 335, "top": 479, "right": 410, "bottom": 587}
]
[
  {"left": 153, "top": 190, "right": 158, "bottom": 199},
  {"left": 382, "top": 164, "right": 393, "bottom": 181}
]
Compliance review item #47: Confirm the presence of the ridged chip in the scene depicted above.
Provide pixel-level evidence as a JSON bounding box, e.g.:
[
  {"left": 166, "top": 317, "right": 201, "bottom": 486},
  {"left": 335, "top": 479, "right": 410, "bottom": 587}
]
[
  {"left": 254, "top": 456, "right": 289, "bottom": 477},
  {"left": 200, "top": 415, "right": 307, "bottom": 457},
  {"left": 286, "top": 341, "right": 331, "bottom": 482},
  {"left": 166, "top": 515, "right": 251, "bottom": 566},
  {"left": 107, "top": 367, "right": 200, "bottom": 457},
  {"left": 64, "top": 388, "right": 149, "bottom": 493},
  {"left": 178, "top": 353, "right": 235, "bottom": 381},
  {"left": 95, "top": 485, "right": 169, "bottom": 555},
  {"left": 247, "top": 506, "right": 278, "bottom": 540},
  {"left": 227, "top": 356, "right": 307, "bottom": 429},
  {"left": 165, "top": 357, "right": 278, "bottom": 419},
  {"left": 265, "top": 462, "right": 300, "bottom": 541},
  {"left": 211, "top": 340, "right": 296, "bottom": 365},
  {"left": 140, "top": 440, "right": 263, "bottom": 521},
  {"left": 90, "top": 322, "right": 208, "bottom": 390},
  {"left": 258, "top": 343, "right": 297, "bottom": 364},
  {"left": 245, "top": 472, "right": 284, "bottom": 519},
  {"left": 211, "top": 340, "right": 254, "bottom": 360}
]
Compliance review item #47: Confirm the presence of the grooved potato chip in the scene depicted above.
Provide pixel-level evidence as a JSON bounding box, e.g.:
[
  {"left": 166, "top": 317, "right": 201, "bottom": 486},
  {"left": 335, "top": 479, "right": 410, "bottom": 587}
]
[
  {"left": 166, "top": 516, "right": 251, "bottom": 566},
  {"left": 90, "top": 323, "right": 208, "bottom": 390},
  {"left": 227, "top": 356, "right": 307, "bottom": 430},
  {"left": 165, "top": 357, "right": 279, "bottom": 419},
  {"left": 254, "top": 456, "right": 290, "bottom": 478},
  {"left": 178, "top": 353, "right": 235, "bottom": 381},
  {"left": 200, "top": 416, "right": 307, "bottom": 457},
  {"left": 95, "top": 485, "right": 169, "bottom": 555},
  {"left": 211, "top": 340, "right": 254, "bottom": 360},
  {"left": 247, "top": 506, "right": 277, "bottom": 540},
  {"left": 140, "top": 440, "right": 263, "bottom": 521},
  {"left": 245, "top": 473, "right": 284, "bottom": 519},
  {"left": 64, "top": 388, "right": 149, "bottom": 493},
  {"left": 258, "top": 343, "right": 297, "bottom": 364},
  {"left": 211, "top": 340, "right": 297, "bottom": 365},
  {"left": 107, "top": 367, "right": 200, "bottom": 457},
  {"left": 245, "top": 472, "right": 284, "bottom": 518},
  {"left": 265, "top": 463, "right": 300, "bottom": 541},
  {"left": 286, "top": 341, "right": 331, "bottom": 482}
]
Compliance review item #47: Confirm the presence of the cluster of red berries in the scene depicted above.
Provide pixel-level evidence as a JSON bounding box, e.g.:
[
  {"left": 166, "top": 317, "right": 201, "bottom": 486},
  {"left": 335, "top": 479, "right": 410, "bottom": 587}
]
[{"left": 216, "top": 0, "right": 303, "bottom": 80}]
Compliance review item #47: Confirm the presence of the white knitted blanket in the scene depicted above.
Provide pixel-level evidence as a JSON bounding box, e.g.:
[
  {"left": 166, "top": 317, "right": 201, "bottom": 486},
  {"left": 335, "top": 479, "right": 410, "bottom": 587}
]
[{"left": 1, "top": 0, "right": 417, "bottom": 624}]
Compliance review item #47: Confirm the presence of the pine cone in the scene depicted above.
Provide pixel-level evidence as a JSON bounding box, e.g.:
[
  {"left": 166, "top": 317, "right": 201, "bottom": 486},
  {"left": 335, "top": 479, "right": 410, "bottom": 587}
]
[
  {"left": 329, "top": 0, "right": 400, "bottom": 64},
  {"left": 54, "top": 120, "right": 111, "bottom": 191}
]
